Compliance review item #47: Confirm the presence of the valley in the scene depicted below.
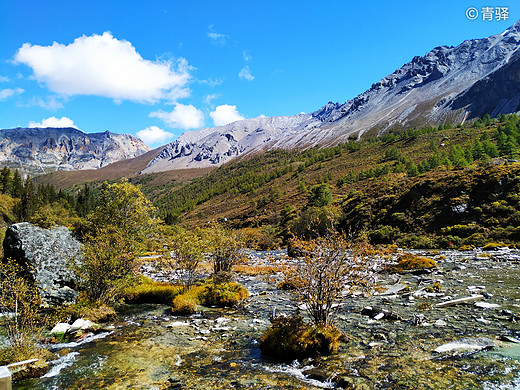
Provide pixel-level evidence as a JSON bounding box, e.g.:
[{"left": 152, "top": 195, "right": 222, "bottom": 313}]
[{"left": 2, "top": 14, "right": 520, "bottom": 390}]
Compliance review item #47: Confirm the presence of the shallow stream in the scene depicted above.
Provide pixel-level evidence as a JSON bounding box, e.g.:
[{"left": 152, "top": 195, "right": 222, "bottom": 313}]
[{"left": 14, "top": 249, "right": 520, "bottom": 389}]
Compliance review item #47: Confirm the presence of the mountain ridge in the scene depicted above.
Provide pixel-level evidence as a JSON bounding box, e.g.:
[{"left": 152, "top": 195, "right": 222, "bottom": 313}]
[
  {"left": 0, "top": 127, "right": 151, "bottom": 176},
  {"left": 144, "top": 20, "right": 520, "bottom": 172}
]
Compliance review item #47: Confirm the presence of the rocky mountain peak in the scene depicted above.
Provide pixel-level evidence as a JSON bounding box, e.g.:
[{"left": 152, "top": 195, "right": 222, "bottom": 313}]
[{"left": 0, "top": 127, "right": 151, "bottom": 176}]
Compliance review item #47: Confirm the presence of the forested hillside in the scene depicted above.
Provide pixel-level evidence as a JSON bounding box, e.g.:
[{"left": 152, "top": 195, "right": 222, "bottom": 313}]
[{"left": 147, "top": 114, "right": 520, "bottom": 248}]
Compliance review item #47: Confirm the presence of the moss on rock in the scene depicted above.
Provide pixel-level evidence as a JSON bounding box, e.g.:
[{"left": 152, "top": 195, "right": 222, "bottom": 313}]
[
  {"left": 391, "top": 253, "right": 437, "bottom": 272},
  {"left": 260, "top": 315, "right": 342, "bottom": 361}
]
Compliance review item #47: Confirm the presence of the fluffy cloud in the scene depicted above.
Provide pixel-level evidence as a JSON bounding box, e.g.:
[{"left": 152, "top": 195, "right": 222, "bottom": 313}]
[
  {"left": 14, "top": 32, "right": 191, "bottom": 103},
  {"left": 150, "top": 103, "right": 204, "bottom": 129},
  {"left": 0, "top": 88, "right": 24, "bottom": 100},
  {"left": 210, "top": 104, "right": 245, "bottom": 127},
  {"left": 28, "top": 116, "right": 77, "bottom": 128},
  {"left": 238, "top": 66, "right": 254, "bottom": 81},
  {"left": 136, "top": 126, "right": 174, "bottom": 146}
]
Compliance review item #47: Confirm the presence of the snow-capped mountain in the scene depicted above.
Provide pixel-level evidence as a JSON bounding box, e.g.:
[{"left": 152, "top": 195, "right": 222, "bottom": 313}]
[{"left": 142, "top": 19, "right": 520, "bottom": 172}]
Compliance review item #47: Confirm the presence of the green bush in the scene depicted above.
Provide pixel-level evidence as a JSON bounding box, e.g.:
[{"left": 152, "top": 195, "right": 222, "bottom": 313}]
[
  {"left": 441, "top": 224, "right": 483, "bottom": 238},
  {"left": 289, "top": 207, "right": 335, "bottom": 239},
  {"left": 482, "top": 242, "right": 511, "bottom": 250},
  {"left": 170, "top": 280, "right": 249, "bottom": 313},
  {"left": 368, "top": 225, "right": 399, "bottom": 244},
  {"left": 124, "top": 278, "right": 182, "bottom": 304},
  {"left": 201, "top": 281, "right": 249, "bottom": 307},
  {"left": 30, "top": 202, "right": 82, "bottom": 230},
  {"left": 396, "top": 233, "right": 437, "bottom": 249},
  {"left": 391, "top": 253, "right": 437, "bottom": 272},
  {"left": 260, "top": 314, "right": 342, "bottom": 361},
  {"left": 171, "top": 294, "right": 199, "bottom": 315},
  {"left": 307, "top": 183, "right": 332, "bottom": 207},
  {"left": 463, "top": 232, "right": 488, "bottom": 247}
]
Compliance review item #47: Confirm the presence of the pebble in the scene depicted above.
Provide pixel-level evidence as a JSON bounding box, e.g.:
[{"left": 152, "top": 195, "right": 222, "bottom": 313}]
[
  {"left": 434, "top": 337, "right": 495, "bottom": 353},
  {"left": 474, "top": 302, "right": 501, "bottom": 309},
  {"left": 476, "top": 317, "right": 492, "bottom": 324},
  {"left": 215, "top": 317, "right": 230, "bottom": 324},
  {"left": 166, "top": 321, "right": 190, "bottom": 328}
]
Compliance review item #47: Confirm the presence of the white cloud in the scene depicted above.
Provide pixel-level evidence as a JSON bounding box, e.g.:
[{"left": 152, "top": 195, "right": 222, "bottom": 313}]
[
  {"left": 210, "top": 104, "right": 245, "bottom": 127},
  {"left": 0, "top": 88, "right": 24, "bottom": 100},
  {"left": 207, "top": 25, "right": 228, "bottom": 45},
  {"left": 14, "top": 32, "right": 191, "bottom": 103},
  {"left": 204, "top": 93, "right": 221, "bottom": 106},
  {"left": 150, "top": 103, "right": 204, "bottom": 129},
  {"left": 28, "top": 95, "right": 64, "bottom": 110},
  {"left": 136, "top": 126, "right": 174, "bottom": 146},
  {"left": 0, "top": 76, "right": 9, "bottom": 82},
  {"left": 243, "top": 51, "right": 252, "bottom": 62},
  {"left": 28, "top": 116, "right": 77, "bottom": 128},
  {"left": 238, "top": 66, "right": 254, "bottom": 81}
]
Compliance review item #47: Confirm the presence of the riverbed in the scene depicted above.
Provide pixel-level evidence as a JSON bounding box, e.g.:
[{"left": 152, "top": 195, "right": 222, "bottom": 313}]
[{"left": 15, "top": 248, "right": 520, "bottom": 389}]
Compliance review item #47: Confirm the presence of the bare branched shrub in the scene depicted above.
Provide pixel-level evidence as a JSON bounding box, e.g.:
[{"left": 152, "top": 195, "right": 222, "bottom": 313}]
[
  {"left": 206, "top": 224, "right": 243, "bottom": 280},
  {"left": 169, "top": 229, "right": 204, "bottom": 291},
  {"left": 286, "top": 233, "right": 378, "bottom": 326}
]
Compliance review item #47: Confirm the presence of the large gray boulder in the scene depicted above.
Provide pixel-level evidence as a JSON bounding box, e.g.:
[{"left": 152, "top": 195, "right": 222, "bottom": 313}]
[{"left": 3, "top": 222, "right": 83, "bottom": 305}]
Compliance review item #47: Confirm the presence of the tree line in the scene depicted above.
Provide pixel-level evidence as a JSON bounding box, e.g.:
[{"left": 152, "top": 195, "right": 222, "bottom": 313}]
[{"left": 0, "top": 166, "right": 97, "bottom": 225}]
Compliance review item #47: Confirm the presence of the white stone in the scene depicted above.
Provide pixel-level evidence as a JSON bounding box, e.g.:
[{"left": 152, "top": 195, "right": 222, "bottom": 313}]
[
  {"left": 215, "top": 317, "right": 229, "bottom": 324},
  {"left": 50, "top": 322, "right": 71, "bottom": 335},
  {"left": 434, "top": 337, "right": 495, "bottom": 353},
  {"left": 380, "top": 283, "right": 408, "bottom": 296},
  {"left": 374, "top": 313, "right": 385, "bottom": 321},
  {"left": 211, "top": 326, "right": 230, "bottom": 332},
  {"left": 0, "top": 366, "right": 11, "bottom": 390},
  {"left": 69, "top": 318, "right": 95, "bottom": 333},
  {"left": 474, "top": 302, "right": 500, "bottom": 309},
  {"left": 166, "top": 321, "right": 190, "bottom": 328},
  {"left": 434, "top": 319, "right": 447, "bottom": 327}
]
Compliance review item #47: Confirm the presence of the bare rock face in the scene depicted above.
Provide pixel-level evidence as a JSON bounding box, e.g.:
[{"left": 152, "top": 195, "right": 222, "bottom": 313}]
[
  {"left": 3, "top": 222, "right": 83, "bottom": 305},
  {"left": 0, "top": 127, "right": 151, "bottom": 176},
  {"left": 144, "top": 20, "right": 520, "bottom": 173}
]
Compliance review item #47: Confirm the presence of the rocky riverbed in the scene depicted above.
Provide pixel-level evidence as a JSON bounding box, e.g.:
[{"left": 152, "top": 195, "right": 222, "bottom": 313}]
[{"left": 14, "top": 248, "right": 520, "bottom": 389}]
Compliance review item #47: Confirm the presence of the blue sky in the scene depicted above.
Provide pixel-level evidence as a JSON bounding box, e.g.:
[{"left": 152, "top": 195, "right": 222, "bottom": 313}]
[{"left": 0, "top": 1, "right": 517, "bottom": 147}]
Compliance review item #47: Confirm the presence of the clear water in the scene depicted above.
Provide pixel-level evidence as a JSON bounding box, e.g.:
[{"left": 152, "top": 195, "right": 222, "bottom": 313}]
[{"left": 14, "top": 249, "right": 520, "bottom": 389}]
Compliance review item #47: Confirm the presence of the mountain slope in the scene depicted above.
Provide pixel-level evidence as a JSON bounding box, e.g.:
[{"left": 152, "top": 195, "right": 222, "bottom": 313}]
[
  {"left": 0, "top": 127, "right": 151, "bottom": 176},
  {"left": 285, "top": 20, "right": 520, "bottom": 146},
  {"left": 141, "top": 114, "right": 319, "bottom": 173},
  {"left": 145, "top": 20, "right": 520, "bottom": 172},
  {"left": 150, "top": 114, "right": 520, "bottom": 248}
]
